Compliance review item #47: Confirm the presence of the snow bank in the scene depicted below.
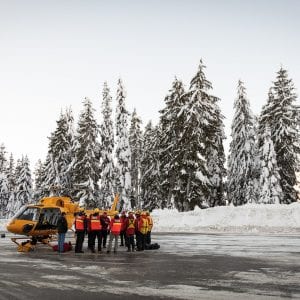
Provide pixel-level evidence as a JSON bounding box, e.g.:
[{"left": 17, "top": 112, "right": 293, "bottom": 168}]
[
  {"left": 1, "top": 203, "right": 300, "bottom": 233},
  {"left": 0, "top": 219, "right": 8, "bottom": 233},
  {"left": 151, "top": 203, "right": 300, "bottom": 233}
]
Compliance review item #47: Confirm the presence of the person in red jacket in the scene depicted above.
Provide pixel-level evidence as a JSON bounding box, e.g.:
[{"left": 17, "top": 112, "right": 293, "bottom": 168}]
[
  {"left": 107, "top": 214, "right": 121, "bottom": 253},
  {"left": 125, "top": 211, "right": 135, "bottom": 252},
  {"left": 119, "top": 211, "right": 127, "bottom": 247},
  {"left": 100, "top": 211, "right": 110, "bottom": 248}
]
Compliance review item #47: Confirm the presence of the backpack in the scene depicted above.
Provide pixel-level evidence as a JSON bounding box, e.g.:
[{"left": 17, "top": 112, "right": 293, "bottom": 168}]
[
  {"left": 145, "top": 243, "right": 160, "bottom": 250},
  {"left": 52, "top": 242, "right": 73, "bottom": 252}
]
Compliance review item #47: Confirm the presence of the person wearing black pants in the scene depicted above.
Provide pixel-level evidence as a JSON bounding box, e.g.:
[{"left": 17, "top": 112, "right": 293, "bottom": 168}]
[
  {"left": 74, "top": 209, "right": 87, "bottom": 253},
  {"left": 125, "top": 211, "right": 135, "bottom": 252},
  {"left": 90, "top": 208, "right": 102, "bottom": 253},
  {"left": 119, "top": 211, "right": 127, "bottom": 247},
  {"left": 100, "top": 211, "right": 110, "bottom": 248}
]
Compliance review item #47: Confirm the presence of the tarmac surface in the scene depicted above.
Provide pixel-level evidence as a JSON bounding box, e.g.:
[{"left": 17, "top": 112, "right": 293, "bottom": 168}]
[{"left": 0, "top": 232, "right": 299, "bottom": 299}]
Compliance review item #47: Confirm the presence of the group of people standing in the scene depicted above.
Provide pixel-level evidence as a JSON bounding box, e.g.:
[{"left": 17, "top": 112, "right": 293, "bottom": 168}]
[{"left": 73, "top": 209, "right": 153, "bottom": 254}]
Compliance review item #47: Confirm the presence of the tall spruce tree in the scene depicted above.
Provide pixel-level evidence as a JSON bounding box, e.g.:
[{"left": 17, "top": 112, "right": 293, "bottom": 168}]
[
  {"left": 72, "top": 98, "right": 100, "bottom": 207},
  {"left": 140, "top": 122, "right": 161, "bottom": 210},
  {"left": 99, "top": 82, "right": 115, "bottom": 208},
  {"left": 33, "top": 159, "right": 45, "bottom": 202},
  {"left": 175, "top": 60, "right": 225, "bottom": 210},
  {"left": 264, "top": 68, "right": 300, "bottom": 203},
  {"left": 129, "top": 108, "right": 143, "bottom": 208},
  {"left": 259, "top": 126, "right": 283, "bottom": 204},
  {"left": 192, "top": 61, "right": 226, "bottom": 207},
  {"left": 227, "top": 80, "right": 256, "bottom": 205},
  {"left": 5, "top": 153, "right": 16, "bottom": 217},
  {"left": 159, "top": 78, "right": 186, "bottom": 209},
  {"left": 14, "top": 156, "right": 33, "bottom": 212},
  {"left": 115, "top": 79, "right": 131, "bottom": 210},
  {"left": 204, "top": 94, "right": 226, "bottom": 207},
  {"left": 43, "top": 109, "right": 75, "bottom": 196},
  {"left": 7, "top": 153, "right": 16, "bottom": 193},
  {"left": 0, "top": 144, "right": 9, "bottom": 217}
]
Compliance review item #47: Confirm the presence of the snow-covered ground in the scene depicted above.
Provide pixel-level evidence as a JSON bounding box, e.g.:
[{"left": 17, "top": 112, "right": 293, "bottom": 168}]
[{"left": 1, "top": 203, "right": 300, "bottom": 234}]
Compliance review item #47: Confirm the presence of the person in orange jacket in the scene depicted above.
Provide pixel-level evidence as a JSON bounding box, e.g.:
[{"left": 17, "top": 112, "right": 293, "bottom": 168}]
[
  {"left": 89, "top": 208, "right": 102, "bottom": 253},
  {"left": 125, "top": 211, "right": 135, "bottom": 252},
  {"left": 146, "top": 211, "right": 153, "bottom": 245},
  {"left": 137, "top": 212, "right": 149, "bottom": 251},
  {"left": 107, "top": 214, "right": 121, "bottom": 253},
  {"left": 74, "top": 209, "right": 87, "bottom": 253}
]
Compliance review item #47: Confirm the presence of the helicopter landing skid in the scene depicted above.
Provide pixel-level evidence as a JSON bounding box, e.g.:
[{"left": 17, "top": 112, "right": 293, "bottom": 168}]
[{"left": 11, "top": 236, "right": 55, "bottom": 252}]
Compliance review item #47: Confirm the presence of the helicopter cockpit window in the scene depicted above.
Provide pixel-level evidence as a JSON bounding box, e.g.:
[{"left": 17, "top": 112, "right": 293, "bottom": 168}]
[
  {"left": 14, "top": 207, "right": 40, "bottom": 222},
  {"left": 35, "top": 208, "right": 61, "bottom": 230}
]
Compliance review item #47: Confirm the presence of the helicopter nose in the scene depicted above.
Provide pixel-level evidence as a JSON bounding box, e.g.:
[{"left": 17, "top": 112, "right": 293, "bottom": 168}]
[{"left": 6, "top": 220, "right": 16, "bottom": 233}]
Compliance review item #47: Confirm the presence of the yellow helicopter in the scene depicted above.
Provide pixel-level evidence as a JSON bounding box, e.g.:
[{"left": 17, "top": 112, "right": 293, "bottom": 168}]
[{"left": 6, "top": 194, "right": 119, "bottom": 251}]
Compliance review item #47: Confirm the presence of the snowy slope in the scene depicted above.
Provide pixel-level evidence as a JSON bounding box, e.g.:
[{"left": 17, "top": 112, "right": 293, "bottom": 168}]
[{"left": 1, "top": 203, "right": 300, "bottom": 233}]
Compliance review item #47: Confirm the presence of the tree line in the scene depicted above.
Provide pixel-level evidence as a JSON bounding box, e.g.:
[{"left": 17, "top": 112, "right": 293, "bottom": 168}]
[{"left": 0, "top": 60, "right": 299, "bottom": 217}]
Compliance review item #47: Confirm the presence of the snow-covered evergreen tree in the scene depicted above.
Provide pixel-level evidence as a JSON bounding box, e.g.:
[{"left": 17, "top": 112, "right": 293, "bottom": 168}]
[
  {"left": 63, "top": 108, "right": 76, "bottom": 195},
  {"left": 115, "top": 79, "right": 131, "bottom": 210},
  {"left": 42, "top": 109, "right": 75, "bottom": 196},
  {"left": 7, "top": 153, "right": 15, "bottom": 192},
  {"left": 176, "top": 60, "right": 222, "bottom": 210},
  {"left": 259, "top": 126, "right": 283, "bottom": 204},
  {"left": 7, "top": 158, "right": 21, "bottom": 217},
  {"left": 227, "top": 80, "right": 257, "bottom": 205},
  {"left": 72, "top": 98, "right": 100, "bottom": 207},
  {"left": 140, "top": 122, "right": 161, "bottom": 210},
  {"left": 252, "top": 116, "right": 262, "bottom": 203},
  {"left": 0, "top": 145, "right": 9, "bottom": 217},
  {"left": 14, "top": 156, "right": 33, "bottom": 211},
  {"left": 190, "top": 61, "right": 226, "bottom": 208},
  {"left": 257, "top": 88, "right": 275, "bottom": 148},
  {"left": 33, "top": 159, "right": 46, "bottom": 202},
  {"left": 264, "top": 68, "right": 300, "bottom": 203},
  {"left": 99, "top": 82, "right": 115, "bottom": 208},
  {"left": 5, "top": 153, "right": 16, "bottom": 217},
  {"left": 129, "top": 108, "right": 143, "bottom": 208},
  {"left": 204, "top": 93, "right": 226, "bottom": 207},
  {"left": 159, "top": 78, "right": 186, "bottom": 209},
  {"left": 39, "top": 154, "right": 57, "bottom": 197}
]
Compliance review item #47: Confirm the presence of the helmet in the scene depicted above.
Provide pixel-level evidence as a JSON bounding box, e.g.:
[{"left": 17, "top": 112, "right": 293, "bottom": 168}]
[
  {"left": 94, "top": 208, "right": 100, "bottom": 213},
  {"left": 79, "top": 207, "right": 85, "bottom": 212},
  {"left": 135, "top": 210, "right": 141, "bottom": 215}
]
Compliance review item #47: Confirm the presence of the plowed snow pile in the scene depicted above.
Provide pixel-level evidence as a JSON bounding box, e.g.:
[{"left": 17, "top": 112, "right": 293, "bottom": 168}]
[{"left": 151, "top": 203, "right": 300, "bottom": 233}]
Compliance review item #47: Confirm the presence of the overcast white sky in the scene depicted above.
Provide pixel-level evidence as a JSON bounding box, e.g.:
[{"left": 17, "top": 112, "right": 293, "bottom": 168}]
[{"left": 0, "top": 0, "right": 299, "bottom": 169}]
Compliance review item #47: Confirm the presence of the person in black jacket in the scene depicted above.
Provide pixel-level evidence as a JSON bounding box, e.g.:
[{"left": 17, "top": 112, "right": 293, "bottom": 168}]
[{"left": 57, "top": 212, "right": 68, "bottom": 253}]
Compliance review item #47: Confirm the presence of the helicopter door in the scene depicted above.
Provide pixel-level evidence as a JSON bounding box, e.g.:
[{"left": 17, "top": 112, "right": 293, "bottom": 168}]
[{"left": 35, "top": 208, "right": 61, "bottom": 230}]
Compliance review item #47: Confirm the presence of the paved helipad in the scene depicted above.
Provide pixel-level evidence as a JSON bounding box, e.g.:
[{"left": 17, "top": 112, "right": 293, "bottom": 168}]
[{"left": 0, "top": 233, "right": 299, "bottom": 299}]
